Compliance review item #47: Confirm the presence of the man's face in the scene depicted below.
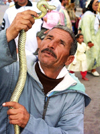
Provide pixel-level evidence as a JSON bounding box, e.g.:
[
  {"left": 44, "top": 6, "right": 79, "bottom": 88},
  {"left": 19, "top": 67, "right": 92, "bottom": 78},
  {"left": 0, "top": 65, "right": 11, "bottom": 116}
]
[
  {"left": 17, "top": 0, "right": 28, "bottom": 6},
  {"left": 38, "top": 28, "right": 73, "bottom": 70}
]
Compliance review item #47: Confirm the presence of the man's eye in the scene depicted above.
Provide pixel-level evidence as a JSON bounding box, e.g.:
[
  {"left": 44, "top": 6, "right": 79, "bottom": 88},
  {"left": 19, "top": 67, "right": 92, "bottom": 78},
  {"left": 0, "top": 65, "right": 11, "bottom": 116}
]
[
  {"left": 47, "top": 37, "right": 52, "bottom": 40},
  {"left": 60, "top": 41, "right": 65, "bottom": 46}
]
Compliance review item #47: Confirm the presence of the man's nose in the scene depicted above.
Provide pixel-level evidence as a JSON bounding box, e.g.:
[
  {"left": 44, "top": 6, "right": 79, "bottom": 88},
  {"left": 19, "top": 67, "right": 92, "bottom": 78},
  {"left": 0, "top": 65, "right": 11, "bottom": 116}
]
[{"left": 48, "top": 41, "right": 57, "bottom": 49}]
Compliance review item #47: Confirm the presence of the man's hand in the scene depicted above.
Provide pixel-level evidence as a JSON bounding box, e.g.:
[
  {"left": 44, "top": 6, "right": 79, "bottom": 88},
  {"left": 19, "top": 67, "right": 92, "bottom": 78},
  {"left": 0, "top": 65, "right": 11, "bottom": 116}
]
[
  {"left": 6, "top": 10, "right": 39, "bottom": 42},
  {"left": 2, "top": 102, "right": 30, "bottom": 128}
]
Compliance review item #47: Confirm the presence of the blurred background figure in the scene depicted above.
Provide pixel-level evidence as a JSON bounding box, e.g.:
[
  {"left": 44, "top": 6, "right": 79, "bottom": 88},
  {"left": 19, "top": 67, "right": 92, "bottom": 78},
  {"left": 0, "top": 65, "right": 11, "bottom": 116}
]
[
  {"left": 36, "top": 0, "right": 64, "bottom": 47},
  {"left": 79, "top": 0, "right": 100, "bottom": 76},
  {"left": 47, "top": 0, "right": 61, "bottom": 11},
  {"left": 1, "top": 0, "right": 42, "bottom": 55},
  {"left": 59, "top": 0, "right": 72, "bottom": 30},
  {"left": 68, "top": 33, "right": 94, "bottom": 81},
  {"left": 66, "top": 2, "right": 80, "bottom": 34}
]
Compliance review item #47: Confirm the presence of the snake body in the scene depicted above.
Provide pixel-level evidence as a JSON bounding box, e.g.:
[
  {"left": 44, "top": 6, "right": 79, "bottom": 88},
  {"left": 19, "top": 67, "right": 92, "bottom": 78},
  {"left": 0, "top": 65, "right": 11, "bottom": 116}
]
[{"left": 9, "top": 0, "right": 56, "bottom": 134}]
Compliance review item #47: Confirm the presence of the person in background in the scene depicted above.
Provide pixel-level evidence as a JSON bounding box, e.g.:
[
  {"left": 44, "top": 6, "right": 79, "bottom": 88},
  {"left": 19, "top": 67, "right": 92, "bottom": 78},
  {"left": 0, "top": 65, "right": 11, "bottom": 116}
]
[
  {"left": 4, "top": 0, "right": 12, "bottom": 5},
  {"left": 1, "top": 0, "right": 42, "bottom": 55},
  {"left": 36, "top": 0, "right": 64, "bottom": 48},
  {"left": 59, "top": 0, "right": 72, "bottom": 29},
  {"left": 0, "top": 10, "right": 90, "bottom": 134},
  {"left": 48, "top": 0, "right": 61, "bottom": 11},
  {"left": 68, "top": 33, "right": 94, "bottom": 81},
  {"left": 79, "top": 0, "right": 100, "bottom": 76},
  {"left": 9, "top": 0, "right": 18, "bottom": 7}
]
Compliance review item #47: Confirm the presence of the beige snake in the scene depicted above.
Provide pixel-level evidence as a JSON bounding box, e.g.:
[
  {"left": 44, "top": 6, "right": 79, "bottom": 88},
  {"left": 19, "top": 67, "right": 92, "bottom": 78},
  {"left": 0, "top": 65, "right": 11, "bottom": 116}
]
[{"left": 9, "top": 0, "right": 56, "bottom": 134}]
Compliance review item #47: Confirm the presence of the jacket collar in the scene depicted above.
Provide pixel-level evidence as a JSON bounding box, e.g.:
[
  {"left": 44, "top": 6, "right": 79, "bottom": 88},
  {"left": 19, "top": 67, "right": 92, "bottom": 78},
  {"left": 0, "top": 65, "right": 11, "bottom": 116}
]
[
  {"left": 15, "top": 0, "right": 32, "bottom": 9},
  {"left": 26, "top": 55, "right": 78, "bottom": 93}
]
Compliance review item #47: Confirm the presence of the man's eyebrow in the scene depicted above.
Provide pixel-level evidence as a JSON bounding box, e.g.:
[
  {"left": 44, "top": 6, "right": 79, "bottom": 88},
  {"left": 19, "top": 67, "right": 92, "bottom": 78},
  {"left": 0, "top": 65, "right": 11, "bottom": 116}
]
[
  {"left": 46, "top": 35, "right": 53, "bottom": 38},
  {"left": 60, "top": 39, "right": 66, "bottom": 45}
]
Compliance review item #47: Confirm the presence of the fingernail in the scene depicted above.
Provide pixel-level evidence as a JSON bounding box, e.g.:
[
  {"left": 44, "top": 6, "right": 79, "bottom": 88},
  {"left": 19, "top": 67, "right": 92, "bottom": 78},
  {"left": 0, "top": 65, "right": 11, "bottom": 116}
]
[
  {"left": 37, "top": 14, "right": 39, "bottom": 17},
  {"left": 2, "top": 103, "right": 6, "bottom": 106}
]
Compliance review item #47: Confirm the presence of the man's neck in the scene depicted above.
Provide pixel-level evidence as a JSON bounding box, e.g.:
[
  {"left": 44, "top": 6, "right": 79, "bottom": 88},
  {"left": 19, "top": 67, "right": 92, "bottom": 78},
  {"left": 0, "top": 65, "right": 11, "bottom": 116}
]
[{"left": 39, "top": 62, "right": 62, "bottom": 79}]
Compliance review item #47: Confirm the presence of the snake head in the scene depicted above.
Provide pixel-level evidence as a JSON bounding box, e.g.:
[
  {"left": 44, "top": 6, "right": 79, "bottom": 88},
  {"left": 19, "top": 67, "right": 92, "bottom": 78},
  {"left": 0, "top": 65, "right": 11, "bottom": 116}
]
[{"left": 35, "top": 0, "right": 56, "bottom": 19}]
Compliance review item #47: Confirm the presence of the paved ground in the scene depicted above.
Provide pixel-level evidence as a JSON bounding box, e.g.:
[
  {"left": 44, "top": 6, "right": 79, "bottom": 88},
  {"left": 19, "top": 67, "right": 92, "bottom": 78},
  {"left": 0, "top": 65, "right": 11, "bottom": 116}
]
[
  {"left": 0, "top": 5, "right": 100, "bottom": 134},
  {"left": 75, "top": 67, "right": 100, "bottom": 134}
]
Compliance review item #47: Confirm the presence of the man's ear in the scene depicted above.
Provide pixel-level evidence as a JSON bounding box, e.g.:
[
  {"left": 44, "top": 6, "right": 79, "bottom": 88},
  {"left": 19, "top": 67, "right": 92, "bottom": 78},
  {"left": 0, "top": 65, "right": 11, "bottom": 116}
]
[{"left": 65, "top": 55, "right": 74, "bottom": 66}]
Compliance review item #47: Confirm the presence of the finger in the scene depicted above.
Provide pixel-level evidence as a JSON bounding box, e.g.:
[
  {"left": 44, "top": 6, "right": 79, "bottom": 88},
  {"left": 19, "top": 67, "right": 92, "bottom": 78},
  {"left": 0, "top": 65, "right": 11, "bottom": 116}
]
[
  {"left": 20, "top": 19, "right": 33, "bottom": 30},
  {"left": 9, "top": 119, "right": 26, "bottom": 128},
  {"left": 8, "top": 114, "right": 18, "bottom": 120},
  {"left": 12, "top": 21, "right": 30, "bottom": 32},
  {"left": 22, "top": 10, "right": 39, "bottom": 18},
  {"left": 14, "top": 15, "right": 35, "bottom": 32},
  {"left": 7, "top": 108, "right": 19, "bottom": 115},
  {"left": 21, "top": 14, "right": 35, "bottom": 25},
  {"left": 2, "top": 102, "right": 21, "bottom": 109},
  {"left": 8, "top": 110, "right": 30, "bottom": 128},
  {"left": 9, "top": 119, "right": 20, "bottom": 126}
]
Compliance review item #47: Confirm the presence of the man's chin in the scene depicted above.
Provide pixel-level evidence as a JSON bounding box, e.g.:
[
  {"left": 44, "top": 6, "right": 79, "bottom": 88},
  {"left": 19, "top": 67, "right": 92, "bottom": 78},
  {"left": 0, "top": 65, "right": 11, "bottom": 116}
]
[{"left": 40, "top": 59, "right": 55, "bottom": 67}]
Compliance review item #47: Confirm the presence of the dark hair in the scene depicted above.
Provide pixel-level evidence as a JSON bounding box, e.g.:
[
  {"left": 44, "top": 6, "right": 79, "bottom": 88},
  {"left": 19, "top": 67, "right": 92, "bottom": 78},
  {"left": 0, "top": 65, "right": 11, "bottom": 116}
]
[
  {"left": 82, "top": 7, "right": 87, "bottom": 14},
  {"left": 59, "top": 0, "right": 62, "bottom": 3},
  {"left": 74, "top": 7, "right": 76, "bottom": 12},
  {"left": 86, "top": 0, "right": 97, "bottom": 14},
  {"left": 51, "top": 25, "right": 77, "bottom": 55},
  {"left": 75, "top": 33, "right": 83, "bottom": 39}
]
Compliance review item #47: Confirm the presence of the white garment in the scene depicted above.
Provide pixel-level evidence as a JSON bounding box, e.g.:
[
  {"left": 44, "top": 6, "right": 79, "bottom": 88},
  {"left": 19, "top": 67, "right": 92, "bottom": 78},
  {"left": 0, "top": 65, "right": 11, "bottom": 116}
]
[
  {"left": 79, "top": 11, "right": 100, "bottom": 34},
  {"left": 95, "top": 13, "right": 100, "bottom": 34},
  {"left": 2, "top": 2, "right": 42, "bottom": 55},
  {"left": 48, "top": 0, "right": 61, "bottom": 11},
  {"left": 68, "top": 42, "right": 90, "bottom": 72}
]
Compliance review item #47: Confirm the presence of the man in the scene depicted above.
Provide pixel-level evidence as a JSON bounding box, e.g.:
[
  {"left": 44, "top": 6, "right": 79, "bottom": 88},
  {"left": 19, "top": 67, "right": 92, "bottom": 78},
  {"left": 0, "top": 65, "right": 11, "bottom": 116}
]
[
  {"left": 0, "top": 10, "right": 90, "bottom": 134},
  {"left": 1, "top": 0, "right": 42, "bottom": 55},
  {"left": 59, "top": 0, "right": 72, "bottom": 29}
]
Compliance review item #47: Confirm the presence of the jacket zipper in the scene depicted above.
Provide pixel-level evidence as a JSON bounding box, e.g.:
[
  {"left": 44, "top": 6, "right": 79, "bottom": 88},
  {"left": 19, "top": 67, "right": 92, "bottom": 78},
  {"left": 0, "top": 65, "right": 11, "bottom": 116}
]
[{"left": 42, "top": 96, "right": 50, "bottom": 120}]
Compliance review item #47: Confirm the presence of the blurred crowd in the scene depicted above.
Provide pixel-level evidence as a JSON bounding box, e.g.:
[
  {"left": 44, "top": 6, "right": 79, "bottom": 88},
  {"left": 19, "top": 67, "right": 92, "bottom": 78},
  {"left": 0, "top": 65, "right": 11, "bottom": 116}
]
[{"left": 0, "top": 0, "right": 100, "bottom": 80}]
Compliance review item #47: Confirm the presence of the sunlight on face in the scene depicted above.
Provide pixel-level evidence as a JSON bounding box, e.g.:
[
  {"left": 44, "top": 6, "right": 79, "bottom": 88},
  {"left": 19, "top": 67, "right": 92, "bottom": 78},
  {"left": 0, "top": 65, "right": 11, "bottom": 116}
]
[{"left": 38, "top": 28, "right": 73, "bottom": 69}]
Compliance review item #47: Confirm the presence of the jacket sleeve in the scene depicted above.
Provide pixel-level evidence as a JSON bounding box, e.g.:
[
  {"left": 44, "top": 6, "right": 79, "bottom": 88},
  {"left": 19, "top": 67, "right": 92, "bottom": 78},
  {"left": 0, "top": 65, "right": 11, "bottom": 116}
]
[
  {"left": 0, "top": 29, "right": 18, "bottom": 105},
  {"left": 0, "top": 29, "right": 17, "bottom": 68},
  {"left": 21, "top": 93, "right": 85, "bottom": 134}
]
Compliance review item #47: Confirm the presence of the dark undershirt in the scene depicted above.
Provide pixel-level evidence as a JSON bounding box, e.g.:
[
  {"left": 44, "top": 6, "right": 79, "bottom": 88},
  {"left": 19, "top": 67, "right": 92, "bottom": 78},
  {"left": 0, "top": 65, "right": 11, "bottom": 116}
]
[{"left": 35, "top": 62, "right": 63, "bottom": 94}]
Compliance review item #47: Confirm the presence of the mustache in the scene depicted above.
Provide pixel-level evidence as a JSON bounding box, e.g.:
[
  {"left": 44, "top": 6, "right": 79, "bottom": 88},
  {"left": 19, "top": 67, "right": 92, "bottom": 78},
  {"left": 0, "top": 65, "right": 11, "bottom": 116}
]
[{"left": 41, "top": 48, "right": 57, "bottom": 59}]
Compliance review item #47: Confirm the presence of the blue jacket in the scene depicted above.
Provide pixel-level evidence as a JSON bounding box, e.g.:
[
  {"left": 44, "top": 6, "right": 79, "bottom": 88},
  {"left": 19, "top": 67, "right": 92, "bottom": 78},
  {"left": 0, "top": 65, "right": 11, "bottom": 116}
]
[{"left": 0, "top": 30, "right": 91, "bottom": 134}]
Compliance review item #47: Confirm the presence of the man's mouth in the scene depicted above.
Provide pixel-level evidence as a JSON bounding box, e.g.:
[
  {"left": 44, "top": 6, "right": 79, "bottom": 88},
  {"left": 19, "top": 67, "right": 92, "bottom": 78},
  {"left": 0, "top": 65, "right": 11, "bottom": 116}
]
[{"left": 41, "top": 48, "right": 57, "bottom": 59}]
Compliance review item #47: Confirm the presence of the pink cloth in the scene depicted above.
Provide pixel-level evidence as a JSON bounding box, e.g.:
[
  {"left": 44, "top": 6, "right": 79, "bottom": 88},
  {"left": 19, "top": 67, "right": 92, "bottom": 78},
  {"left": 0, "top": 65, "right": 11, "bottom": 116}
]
[{"left": 42, "top": 10, "right": 64, "bottom": 30}]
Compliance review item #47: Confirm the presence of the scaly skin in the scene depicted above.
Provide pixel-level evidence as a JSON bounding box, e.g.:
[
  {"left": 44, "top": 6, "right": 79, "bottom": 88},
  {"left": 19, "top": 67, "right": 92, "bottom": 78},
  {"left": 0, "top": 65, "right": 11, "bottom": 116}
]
[{"left": 9, "top": 0, "right": 56, "bottom": 134}]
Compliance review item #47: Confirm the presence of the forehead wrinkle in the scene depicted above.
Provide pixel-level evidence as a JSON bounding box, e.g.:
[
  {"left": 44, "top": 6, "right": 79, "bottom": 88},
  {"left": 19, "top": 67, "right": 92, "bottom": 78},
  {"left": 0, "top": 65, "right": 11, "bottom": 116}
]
[
  {"left": 47, "top": 34, "right": 66, "bottom": 45},
  {"left": 46, "top": 34, "right": 53, "bottom": 38},
  {"left": 47, "top": 28, "right": 73, "bottom": 45}
]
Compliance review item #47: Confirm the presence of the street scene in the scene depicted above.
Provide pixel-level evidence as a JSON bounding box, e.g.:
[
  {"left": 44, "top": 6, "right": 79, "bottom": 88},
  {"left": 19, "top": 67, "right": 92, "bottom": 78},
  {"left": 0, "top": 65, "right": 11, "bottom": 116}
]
[{"left": 0, "top": 0, "right": 100, "bottom": 134}]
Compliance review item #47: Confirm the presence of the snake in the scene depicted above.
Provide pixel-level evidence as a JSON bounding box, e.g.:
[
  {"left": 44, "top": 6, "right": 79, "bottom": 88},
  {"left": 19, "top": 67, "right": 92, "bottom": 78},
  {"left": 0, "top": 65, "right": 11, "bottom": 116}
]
[{"left": 9, "top": 0, "right": 56, "bottom": 134}]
